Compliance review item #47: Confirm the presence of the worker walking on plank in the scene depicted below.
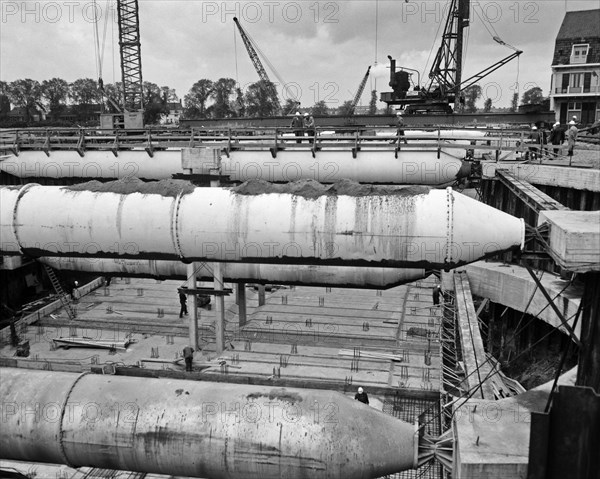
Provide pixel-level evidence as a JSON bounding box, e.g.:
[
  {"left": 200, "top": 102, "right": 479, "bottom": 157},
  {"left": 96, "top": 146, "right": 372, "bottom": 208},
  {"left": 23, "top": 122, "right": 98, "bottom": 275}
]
[{"left": 390, "top": 112, "right": 407, "bottom": 145}]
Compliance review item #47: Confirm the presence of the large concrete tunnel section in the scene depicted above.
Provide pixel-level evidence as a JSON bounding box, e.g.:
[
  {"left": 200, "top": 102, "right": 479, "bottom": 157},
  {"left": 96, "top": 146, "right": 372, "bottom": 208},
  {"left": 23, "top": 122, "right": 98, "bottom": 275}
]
[
  {"left": 0, "top": 138, "right": 475, "bottom": 185},
  {"left": 0, "top": 181, "right": 524, "bottom": 268},
  {"left": 0, "top": 368, "right": 418, "bottom": 479},
  {"left": 39, "top": 257, "right": 428, "bottom": 289}
]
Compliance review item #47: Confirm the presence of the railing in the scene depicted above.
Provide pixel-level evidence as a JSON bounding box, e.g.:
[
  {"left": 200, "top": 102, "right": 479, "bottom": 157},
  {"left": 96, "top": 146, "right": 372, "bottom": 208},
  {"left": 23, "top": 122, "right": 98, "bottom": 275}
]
[{"left": 0, "top": 126, "right": 530, "bottom": 159}]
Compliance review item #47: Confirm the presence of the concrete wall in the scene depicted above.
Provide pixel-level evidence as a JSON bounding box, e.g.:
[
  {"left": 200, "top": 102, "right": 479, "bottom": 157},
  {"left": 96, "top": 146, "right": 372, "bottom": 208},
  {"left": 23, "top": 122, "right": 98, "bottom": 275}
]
[
  {"left": 0, "top": 277, "right": 103, "bottom": 345},
  {"left": 442, "top": 261, "right": 581, "bottom": 339}
]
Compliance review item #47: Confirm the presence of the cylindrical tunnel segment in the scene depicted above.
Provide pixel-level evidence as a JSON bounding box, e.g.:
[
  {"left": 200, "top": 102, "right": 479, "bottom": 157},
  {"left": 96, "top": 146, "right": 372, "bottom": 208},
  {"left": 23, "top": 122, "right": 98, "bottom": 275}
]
[
  {"left": 0, "top": 182, "right": 524, "bottom": 268},
  {"left": 38, "top": 257, "right": 428, "bottom": 289},
  {"left": 0, "top": 368, "right": 418, "bottom": 479},
  {"left": 0, "top": 146, "right": 474, "bottom": 185}
]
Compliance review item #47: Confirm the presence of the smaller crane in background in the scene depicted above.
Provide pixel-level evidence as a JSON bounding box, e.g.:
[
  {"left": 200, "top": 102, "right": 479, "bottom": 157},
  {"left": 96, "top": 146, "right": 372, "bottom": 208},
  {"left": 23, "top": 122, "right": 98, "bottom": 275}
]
[{"left": 347, "top": 66, "right": 372, "bottom": 116}]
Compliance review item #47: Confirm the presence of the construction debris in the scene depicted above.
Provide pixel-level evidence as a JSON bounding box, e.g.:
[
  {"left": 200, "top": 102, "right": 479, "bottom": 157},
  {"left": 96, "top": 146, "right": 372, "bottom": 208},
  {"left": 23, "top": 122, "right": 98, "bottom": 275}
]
[
  {"left": 338, "top": 349, "right": 405, "bottom": 362},
  {"left": 52, "top": 337, "right": 133, "bottom": 350}
]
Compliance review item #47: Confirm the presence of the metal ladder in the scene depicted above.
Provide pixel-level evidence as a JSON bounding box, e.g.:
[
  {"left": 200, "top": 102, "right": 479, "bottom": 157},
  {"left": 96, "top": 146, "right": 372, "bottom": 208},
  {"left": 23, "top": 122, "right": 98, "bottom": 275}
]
[{"left": 43, "top": 264, "right": 77, "bottom": 320}]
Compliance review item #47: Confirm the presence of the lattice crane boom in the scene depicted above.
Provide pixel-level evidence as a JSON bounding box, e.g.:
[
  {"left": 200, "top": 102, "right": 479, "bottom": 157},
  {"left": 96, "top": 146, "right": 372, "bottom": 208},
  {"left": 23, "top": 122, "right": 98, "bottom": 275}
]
[
  {"left": 349, "top": 66, "right": 371, "bottom": 116},
  {"left": 117, "top": 0, "right": 143, "bottom": 112},
  {"left": 233, "top": 17, "right": 281, "bottom": 114},
  {"left": 427, "top": 0, "right": 470, "bottom": 99}
]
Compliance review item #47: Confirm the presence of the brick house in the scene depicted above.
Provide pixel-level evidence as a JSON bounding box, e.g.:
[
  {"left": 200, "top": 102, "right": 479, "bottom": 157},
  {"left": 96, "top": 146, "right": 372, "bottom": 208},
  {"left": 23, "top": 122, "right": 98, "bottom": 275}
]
[{"left": 550, "top": 9, "right": 600, "bottom": 125}]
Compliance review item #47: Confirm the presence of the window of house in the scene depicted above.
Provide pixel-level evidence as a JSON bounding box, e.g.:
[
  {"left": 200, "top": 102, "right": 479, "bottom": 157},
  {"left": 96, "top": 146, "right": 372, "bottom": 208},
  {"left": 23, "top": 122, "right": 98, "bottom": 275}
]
[
  {"left": 568, "top": 102, "right": 581, "bottom": 110},
  {"left": 571, "top": 73, "right": 582, "bottom": 88},
  {"left": 571, "top": 44, "right": 589, "bottom": 64}
]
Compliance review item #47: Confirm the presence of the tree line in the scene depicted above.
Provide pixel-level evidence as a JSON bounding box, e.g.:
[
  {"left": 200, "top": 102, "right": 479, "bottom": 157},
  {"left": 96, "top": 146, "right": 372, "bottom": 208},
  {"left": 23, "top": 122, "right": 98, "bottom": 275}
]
[
  {"left": 183, "top": 78, "right": 379, "bottom": 119},
  {"left": 0, "top": 76, "right": 546, "bottom": 127},
  {"left": 0, "top": 76, "right": 382, "bottom": 127},
  {"left": 459, "top": 85, "right": 547, "bottom": 113},
  {"left": 0, "top": 78, "right": 178, "bottom": 126}
]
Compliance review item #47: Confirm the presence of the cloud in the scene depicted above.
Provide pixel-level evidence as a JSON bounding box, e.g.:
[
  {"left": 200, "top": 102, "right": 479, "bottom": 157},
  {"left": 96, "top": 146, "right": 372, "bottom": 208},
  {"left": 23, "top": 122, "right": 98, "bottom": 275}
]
[{"left": 0, "top": 0, "right": 596, "bottom": 108}]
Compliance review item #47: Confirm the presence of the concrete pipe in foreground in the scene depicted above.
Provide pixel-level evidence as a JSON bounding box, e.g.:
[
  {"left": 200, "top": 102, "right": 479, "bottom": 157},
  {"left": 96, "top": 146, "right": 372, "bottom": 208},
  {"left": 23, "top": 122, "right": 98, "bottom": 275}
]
[
  {"left": 0, "top": 181, "right": 524, "bottom": 269},
  {"left": 38, "top": 257, "right": 428, "bottom": 289},
  {"left": 0, "top": 368, "right": 418, "bottom": 479}
]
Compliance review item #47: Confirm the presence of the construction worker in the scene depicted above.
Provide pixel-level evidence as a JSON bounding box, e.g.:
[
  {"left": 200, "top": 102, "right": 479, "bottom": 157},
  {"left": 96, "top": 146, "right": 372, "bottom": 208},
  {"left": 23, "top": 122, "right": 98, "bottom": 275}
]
[
  {"left": 549, "top": 122, "right": 565, "bottom": 156},
  {"left": 567, "top": 120, "right": 578, "bottom": 158},
  {"left": 303, "top": 112, "right": 316, "bottom": 144},
  {"left": 179, "top": 291, "right": 188, "bottom": 318},
  {"left": 432, "top": 285, "right": 442, "bottom": 306},
  {"left": 70, "top": 281, "right": 79, "bottom": 300},
  {"left": 390, "top": 112, "right": 407, "bottom": 144},
  {"left": 354, "top": 387, "right": 369, "bottom": 405},
  {"left": 291, "top": 111, "right": 304, "bottom": 144},
  {"left": 527, "top": 126, "right": 541, "bottom": 160},
  {"left": 182, "top": 345, "right": 194, "bottom": 372}
]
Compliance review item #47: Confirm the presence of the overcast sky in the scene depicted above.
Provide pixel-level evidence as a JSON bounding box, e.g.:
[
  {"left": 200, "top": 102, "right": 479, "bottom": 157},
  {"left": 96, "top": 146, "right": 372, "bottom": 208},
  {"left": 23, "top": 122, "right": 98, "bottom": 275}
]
[{"left": 0, "top": 0, "right": 596, "bottom": 109}]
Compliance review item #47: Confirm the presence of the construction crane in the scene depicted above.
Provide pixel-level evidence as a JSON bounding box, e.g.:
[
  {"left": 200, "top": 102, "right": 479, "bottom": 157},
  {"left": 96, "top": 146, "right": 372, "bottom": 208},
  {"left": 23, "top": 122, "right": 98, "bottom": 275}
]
[
  {"left": 347, "top": 66, "right": 372, "bottom": 116},
  {"left": 381, "top": 0, "right": 521, "bottom": 114},
  {"left": 233, "top": 17, "right": 282, "bottom": 115},
  {"left": 99, "top": 0, "right": 144, "bottom": 129}
]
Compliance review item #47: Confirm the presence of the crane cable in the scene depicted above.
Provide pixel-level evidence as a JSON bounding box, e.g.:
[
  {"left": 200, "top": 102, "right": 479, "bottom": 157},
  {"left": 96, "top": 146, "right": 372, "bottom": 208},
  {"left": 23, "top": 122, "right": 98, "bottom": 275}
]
[
  {"left": 100, "top": 0, "right": 111, "bottom": 76},
  {"left": 514, "top": 54, "right": 521, "bottom": 106},
  {"left": 374, "top": 0, "right": 378, "bottom": 64},
  {"left": 240, "top": 22, "right": 294, "bottom": 101},
  {"left": 92, "top": 0, "right": 112, "bottom": 82},
  {"left": 233, "top": 24, "right": 239, "bottom": 87},
  {"left": 421, "top": 0, "right": 446, "bottom": 85},
  {"left": 474, "top": 3, "right": 520, "bottom": 52},
  {"left": 92, "top": 0, "right": 101, "bottom": 80}
]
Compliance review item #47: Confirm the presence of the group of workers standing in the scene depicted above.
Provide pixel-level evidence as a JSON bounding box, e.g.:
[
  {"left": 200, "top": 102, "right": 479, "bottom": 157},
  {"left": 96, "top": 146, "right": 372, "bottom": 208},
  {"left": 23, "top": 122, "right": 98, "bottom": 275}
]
[
  {"left": 528, "top": 117, "right": 579, "bottom": 160},
  {"left": 291, "top": 111, "right": 316, "bottom": 143}
]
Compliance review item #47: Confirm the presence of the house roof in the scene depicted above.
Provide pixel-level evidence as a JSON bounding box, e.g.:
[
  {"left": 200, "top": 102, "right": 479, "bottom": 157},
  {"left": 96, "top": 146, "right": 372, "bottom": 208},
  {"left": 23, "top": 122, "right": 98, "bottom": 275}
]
[{"left": 556, "top": 9, "right": 600, "bottom": 39}]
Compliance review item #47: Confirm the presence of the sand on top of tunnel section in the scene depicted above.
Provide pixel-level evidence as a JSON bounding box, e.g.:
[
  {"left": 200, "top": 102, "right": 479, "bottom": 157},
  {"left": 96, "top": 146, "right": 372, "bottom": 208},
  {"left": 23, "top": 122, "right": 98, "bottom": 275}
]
[
  {"left": 232, "top": 178, "right": 431, "bottom": 198},
  {"left": 65, "top": 178, "right": 197, "bottom": 197}
]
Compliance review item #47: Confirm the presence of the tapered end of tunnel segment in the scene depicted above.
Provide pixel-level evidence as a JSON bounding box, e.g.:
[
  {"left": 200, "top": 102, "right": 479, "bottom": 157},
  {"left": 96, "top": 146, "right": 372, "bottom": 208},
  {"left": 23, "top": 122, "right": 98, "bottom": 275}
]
[
  {"left": 448, "top": 187, "right": 525, "bottom": 263},
  {"left": 326, "top": 392, "right": 420, "bottom": 477}
]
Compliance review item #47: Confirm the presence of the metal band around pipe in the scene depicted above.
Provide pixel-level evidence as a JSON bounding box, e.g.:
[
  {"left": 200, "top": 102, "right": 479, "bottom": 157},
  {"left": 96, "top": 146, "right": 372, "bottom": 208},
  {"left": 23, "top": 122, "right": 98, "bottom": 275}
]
[
  {"left": 171, "top": 191, "right": 185, "bottom": 260},
  {"left": 58, "top": 371, "right": 91, "bottom": 468},
  {"left": 11, "top": 183, "right": 37, "bottom": 253}
]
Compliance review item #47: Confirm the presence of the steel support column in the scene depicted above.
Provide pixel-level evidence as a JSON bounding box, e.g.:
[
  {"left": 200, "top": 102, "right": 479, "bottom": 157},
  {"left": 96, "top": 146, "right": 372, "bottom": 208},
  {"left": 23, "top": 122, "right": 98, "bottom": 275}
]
[
  {"left": 237, "top": 282, "right": 247, "bottom": 327},
  {"left": 258, "top": 284, "right": 266, "bottom": 307},
  {"left": 576, "top": 272, "right": 600, "bottom": 393},
  {"left": 187, "top": 262, "right": 198, "bottom": 350},
  {"left": 214, "top": 262, "right": 225, "bottom": 354}
]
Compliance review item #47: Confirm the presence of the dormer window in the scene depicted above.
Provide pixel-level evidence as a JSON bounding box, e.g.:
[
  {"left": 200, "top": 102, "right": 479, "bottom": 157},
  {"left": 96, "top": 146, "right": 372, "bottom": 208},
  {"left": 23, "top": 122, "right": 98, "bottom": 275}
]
[{"left": 571, "top": 44, "right": 589, "bottom": 64}]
